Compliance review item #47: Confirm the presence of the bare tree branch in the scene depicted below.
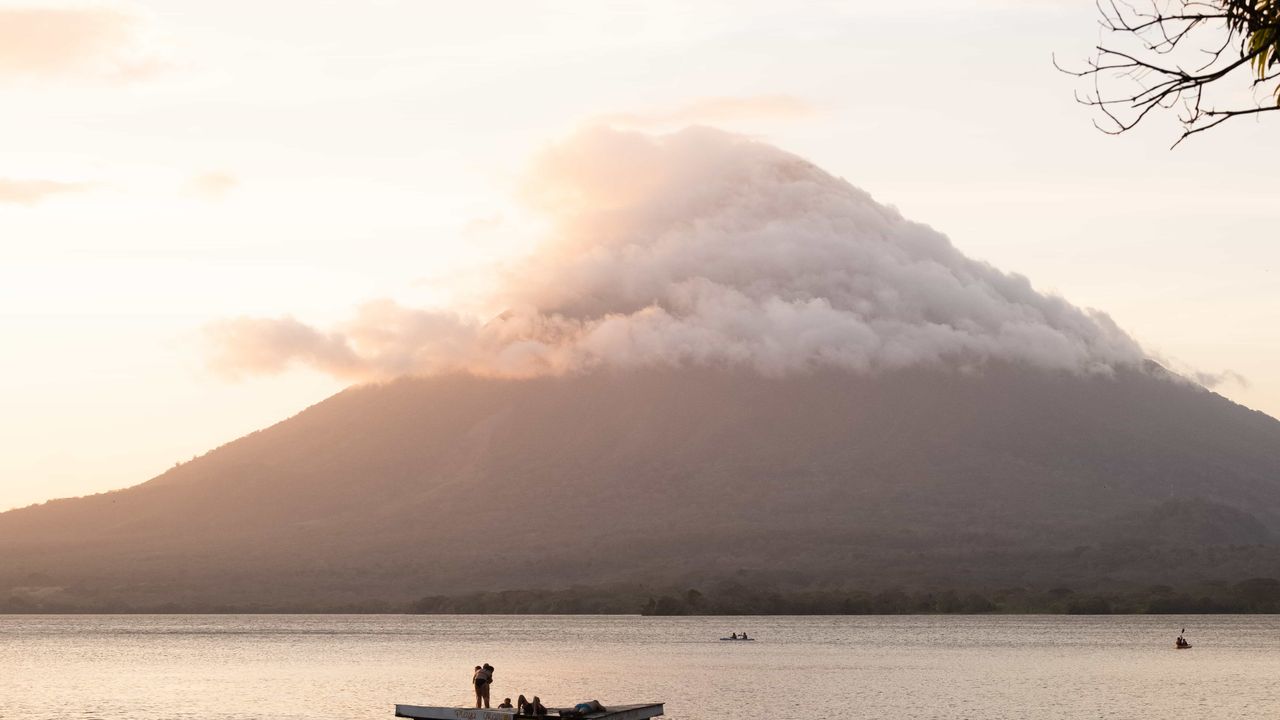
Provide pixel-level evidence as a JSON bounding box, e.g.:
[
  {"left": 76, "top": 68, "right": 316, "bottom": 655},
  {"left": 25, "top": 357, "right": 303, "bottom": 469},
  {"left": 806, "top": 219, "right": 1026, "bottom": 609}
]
[{"left": 1061, "top": 0, "right": 1280, "bottom": 145}]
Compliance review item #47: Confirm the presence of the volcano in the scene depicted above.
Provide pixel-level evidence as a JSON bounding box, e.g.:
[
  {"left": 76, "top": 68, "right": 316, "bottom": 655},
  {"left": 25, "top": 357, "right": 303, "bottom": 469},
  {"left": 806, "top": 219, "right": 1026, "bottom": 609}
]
[{"left": 3, "top": 128, "right": 1278, "bottom": 610}]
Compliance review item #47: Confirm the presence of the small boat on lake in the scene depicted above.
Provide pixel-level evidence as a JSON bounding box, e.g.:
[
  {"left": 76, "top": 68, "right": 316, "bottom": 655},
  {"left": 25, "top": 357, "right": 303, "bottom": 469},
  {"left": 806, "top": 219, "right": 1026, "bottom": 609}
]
[
  {"left": 719, "top": 636, "right": 755, "bottom": 641},
  {"left": 1175, "top": 629, "right": 1192, "bottom": 649},
  {"left": 395, "top": 703, "right": 664, "bottom": 720}
]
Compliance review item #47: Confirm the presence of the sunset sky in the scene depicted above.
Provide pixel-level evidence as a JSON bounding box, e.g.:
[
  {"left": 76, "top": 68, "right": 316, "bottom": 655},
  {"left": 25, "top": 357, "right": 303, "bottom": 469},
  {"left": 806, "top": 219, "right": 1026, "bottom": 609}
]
[{"left": 3, "top": 0, "right": 1278, "bottom": 511}]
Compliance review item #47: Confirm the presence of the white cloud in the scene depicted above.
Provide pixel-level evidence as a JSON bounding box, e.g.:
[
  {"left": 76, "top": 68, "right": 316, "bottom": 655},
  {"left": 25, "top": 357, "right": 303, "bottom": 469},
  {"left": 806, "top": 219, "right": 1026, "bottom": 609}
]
[
  {"left": 209, "top": 126, "right": 1145, "bottom": 380},
  {"left": 186, "top": 171, "right": 239, "bottom": 200},
  {"left": 0, "top": 178, "right": 93, "bottom": 205},
  {"left": 0, "top": 5, "right": 167, "bottom": 82}
]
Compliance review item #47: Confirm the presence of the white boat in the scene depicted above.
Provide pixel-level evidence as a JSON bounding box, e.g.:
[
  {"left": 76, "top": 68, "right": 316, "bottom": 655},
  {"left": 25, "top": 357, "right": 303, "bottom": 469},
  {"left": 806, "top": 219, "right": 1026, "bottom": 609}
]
[{"left": 395, "top": 703, "right": 664, "bottom": 720}]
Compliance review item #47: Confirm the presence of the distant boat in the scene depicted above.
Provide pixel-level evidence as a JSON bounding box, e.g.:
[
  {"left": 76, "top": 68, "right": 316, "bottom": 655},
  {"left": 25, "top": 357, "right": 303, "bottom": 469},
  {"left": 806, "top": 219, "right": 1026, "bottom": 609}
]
[
  {"left": 1176, "top": 628, "right": 1192, "bottom": 649},
  {"left": 720, "top": 636, "right": 755, "bottom": 641}
]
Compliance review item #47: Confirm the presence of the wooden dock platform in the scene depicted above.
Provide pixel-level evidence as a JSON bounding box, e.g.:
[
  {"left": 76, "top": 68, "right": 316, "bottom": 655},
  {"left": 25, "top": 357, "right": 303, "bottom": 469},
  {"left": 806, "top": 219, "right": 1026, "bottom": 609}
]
[{"left": 395, "top": 703, "right": 664, "bottom": 720}]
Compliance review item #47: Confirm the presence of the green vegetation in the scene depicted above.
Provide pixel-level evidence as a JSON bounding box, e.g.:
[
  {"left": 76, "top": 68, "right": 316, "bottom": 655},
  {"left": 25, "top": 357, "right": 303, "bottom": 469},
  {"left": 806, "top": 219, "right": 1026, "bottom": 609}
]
[
  {"left": 405, "top": 578, "right": 1280, "bottom": 616},
  {"left": 633, "top": 578, "right": 1280, "bottom": 615},
  {"left": 1234, "top": 1, "right": 1280, "bottom": 99},
  {"left": 411, "top": 588, "right": 642, "bottom": 615},
  {"left": 8, "top": 577, "right": 1280, "bottom": 614}
]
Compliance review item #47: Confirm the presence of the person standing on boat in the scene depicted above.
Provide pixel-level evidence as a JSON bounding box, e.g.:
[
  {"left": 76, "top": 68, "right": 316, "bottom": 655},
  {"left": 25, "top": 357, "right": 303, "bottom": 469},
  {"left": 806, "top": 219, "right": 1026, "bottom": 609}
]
[{"left": 473, "top": 663, "right": 493, "bottom": 708}]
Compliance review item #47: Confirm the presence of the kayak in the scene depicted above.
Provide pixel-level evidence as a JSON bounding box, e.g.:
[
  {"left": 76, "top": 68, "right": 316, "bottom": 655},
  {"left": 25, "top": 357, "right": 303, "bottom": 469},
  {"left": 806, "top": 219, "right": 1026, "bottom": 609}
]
[
  {"left": 1176, "top": 644, "right": 1193, "bottom": 649},
  {"left": 720, "top": 637, "right": 755, "bottom": 641}
]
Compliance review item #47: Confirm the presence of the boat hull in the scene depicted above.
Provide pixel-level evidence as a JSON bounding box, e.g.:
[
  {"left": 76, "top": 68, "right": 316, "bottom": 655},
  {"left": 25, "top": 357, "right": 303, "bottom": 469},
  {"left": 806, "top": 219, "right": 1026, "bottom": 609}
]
[{"left": 395, "top": 703, "right": 664, "bottom": 720}]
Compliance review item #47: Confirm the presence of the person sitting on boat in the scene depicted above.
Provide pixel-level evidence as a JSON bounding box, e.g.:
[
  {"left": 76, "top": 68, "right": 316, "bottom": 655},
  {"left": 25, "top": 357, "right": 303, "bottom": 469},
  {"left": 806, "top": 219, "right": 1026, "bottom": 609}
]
[
  {"left": 498, "top": 698, "right": 514, "bottom": 709},
  {"left": 740, "top": 632, "right": 749, "bottom": 640},
  {"left": 729, "top": 632, "right": 738, "bottom": 639}
]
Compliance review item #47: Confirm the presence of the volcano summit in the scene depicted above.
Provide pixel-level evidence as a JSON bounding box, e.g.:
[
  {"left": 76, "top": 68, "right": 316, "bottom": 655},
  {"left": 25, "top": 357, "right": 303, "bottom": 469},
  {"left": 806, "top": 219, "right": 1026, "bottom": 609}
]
[{"left": 209, "top": 127, "right": 1143, "bottom": 381}]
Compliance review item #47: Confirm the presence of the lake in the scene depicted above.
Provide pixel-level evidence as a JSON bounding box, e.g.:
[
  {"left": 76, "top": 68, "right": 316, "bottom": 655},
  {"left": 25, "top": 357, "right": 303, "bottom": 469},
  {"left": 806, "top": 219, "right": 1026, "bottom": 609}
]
[{"left": 3, "top": 614, "right": 1278, "bottom": 719}]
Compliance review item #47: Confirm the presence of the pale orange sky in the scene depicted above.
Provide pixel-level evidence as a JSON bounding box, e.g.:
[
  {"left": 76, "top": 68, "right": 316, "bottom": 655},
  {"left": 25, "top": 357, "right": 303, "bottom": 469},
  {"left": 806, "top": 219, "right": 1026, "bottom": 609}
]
[{"left": 2, "top": 0, "right": 1278, "bottom": 511}]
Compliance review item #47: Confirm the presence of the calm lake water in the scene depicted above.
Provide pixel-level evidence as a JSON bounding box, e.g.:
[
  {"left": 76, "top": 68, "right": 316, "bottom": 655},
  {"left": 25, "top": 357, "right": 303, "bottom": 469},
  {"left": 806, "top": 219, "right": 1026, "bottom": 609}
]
[{"left": 2, "top": 614, "right": 1279, "bottom": 719}]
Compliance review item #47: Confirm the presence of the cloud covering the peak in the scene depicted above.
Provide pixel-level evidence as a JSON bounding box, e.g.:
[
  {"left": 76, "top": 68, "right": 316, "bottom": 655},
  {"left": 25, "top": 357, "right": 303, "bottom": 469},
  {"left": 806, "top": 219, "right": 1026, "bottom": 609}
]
[{"left": 209, "top": 127, "right": 1144, "bottom": 380}]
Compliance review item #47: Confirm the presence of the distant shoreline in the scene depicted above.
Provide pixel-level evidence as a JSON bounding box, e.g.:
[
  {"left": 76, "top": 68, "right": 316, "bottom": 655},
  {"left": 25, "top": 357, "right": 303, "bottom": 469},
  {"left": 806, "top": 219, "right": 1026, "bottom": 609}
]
[
  {"left": 3, "top": 610, "right": 1279, "bottom": 615},
  {"left": 8, "top": 579, "right": 1280, "bottom": 615}
]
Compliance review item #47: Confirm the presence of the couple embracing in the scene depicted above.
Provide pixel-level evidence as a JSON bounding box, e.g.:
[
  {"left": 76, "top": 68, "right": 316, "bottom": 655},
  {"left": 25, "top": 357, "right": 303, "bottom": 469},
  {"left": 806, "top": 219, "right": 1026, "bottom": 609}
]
[{"left": 472, "top": 663, "right": 494, "bottom": 708}]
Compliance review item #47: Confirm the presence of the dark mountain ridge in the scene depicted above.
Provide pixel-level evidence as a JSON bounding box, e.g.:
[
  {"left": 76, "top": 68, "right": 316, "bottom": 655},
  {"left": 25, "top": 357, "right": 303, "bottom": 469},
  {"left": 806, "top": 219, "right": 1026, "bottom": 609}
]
[{"left": 3, "top": 363, "right": 1280, "bottom": 610}]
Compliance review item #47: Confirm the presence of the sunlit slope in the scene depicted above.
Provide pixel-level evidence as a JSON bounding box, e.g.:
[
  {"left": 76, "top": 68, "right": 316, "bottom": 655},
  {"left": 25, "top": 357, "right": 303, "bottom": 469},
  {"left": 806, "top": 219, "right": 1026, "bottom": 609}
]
[{"left": 2, "top": 364, "right": 1279, "bottom": 609}]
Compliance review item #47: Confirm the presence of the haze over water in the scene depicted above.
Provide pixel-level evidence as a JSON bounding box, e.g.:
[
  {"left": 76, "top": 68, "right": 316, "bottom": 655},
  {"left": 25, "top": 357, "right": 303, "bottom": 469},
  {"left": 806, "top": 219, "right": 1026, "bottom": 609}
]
[{"left": 4, "top": 614, "right": 1279, "bottom": 719}]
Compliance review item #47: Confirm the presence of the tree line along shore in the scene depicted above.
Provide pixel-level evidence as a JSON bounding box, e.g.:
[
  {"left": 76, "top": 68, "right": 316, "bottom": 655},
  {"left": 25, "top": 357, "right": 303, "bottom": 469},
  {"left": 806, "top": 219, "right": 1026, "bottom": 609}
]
[
  {"left": 8, "top": 578, "right": 1280, "bottom": 615},
  {"left": 412, "top": 578, "right": 1280, "bottom": 615}
]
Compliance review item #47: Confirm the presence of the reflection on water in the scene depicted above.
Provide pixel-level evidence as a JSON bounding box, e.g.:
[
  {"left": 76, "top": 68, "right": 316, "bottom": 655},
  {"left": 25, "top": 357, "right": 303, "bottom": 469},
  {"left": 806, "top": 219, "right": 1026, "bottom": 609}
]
[{"left": 3, "top": 614, "right": 1280, "bottom": 719}]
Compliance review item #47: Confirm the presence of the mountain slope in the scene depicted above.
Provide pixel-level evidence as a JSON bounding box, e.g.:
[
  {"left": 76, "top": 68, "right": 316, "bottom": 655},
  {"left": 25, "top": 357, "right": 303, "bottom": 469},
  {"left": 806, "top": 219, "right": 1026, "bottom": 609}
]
[{"left": 3, "top": 363, "right": 1279, "bottom": 609}]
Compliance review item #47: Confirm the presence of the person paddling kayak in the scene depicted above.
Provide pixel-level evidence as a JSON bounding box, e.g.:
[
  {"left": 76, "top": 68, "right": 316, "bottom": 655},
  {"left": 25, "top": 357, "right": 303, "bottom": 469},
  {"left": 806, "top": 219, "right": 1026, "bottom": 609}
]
[{"left": 1175, "top": 628, "right": 1191, "bottom": 649}]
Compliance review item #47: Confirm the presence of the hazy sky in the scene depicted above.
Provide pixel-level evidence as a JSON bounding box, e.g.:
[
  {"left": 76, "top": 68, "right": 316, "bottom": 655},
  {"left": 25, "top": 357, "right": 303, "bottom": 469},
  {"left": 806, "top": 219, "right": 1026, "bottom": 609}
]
[{"left": 2, "top": 0, "right": 1278, "bottom": 511}]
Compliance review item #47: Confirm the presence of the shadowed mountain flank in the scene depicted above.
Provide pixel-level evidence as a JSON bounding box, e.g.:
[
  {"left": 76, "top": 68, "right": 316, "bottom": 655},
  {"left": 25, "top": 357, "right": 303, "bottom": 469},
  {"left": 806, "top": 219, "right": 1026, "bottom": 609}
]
[{"left": 2, "top": 364, "right": 1279, "bottom": 610}]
